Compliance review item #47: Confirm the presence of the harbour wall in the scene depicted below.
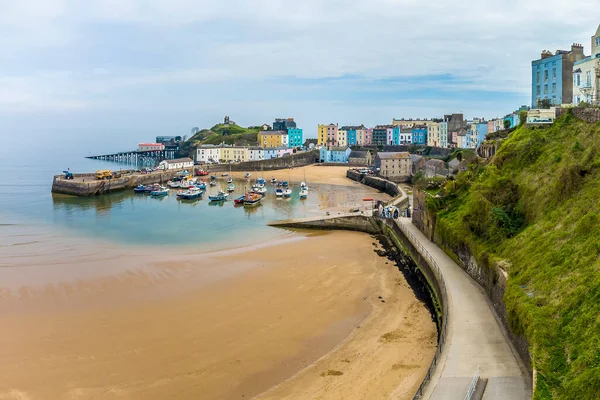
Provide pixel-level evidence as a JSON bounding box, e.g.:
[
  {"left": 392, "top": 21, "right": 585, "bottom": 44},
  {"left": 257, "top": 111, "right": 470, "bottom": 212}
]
[
  {"left": 206, "top": 150, "right": 318, "bottom": 172},
  {"left": 347, "top": 170, "right": 408, "bottom": 209},
  {"left": 268, "top": 215, "right": 381, "bottom": 234},
  {"left": 51, "top": 170, "right": 186, "bottom": 197},
  {"left": 412, "top": 189, "right": 532, "bottom": 374}
]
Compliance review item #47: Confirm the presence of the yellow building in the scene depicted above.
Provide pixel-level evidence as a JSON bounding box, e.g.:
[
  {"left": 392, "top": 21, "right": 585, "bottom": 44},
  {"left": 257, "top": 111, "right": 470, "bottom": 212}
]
[
  {"left": 220, "top": 146, "right": 249, "bottom": 162},
  {"left": 258, "top": 131, "right": 286, "bottom": 148},
  {"left": 337, "top": 129, "right": 347, "bottom": 147},
  {"left": 427, "top": 122, "right": 440, "bottom": 147},
  {"left": 317, "top": 124, "right": 328, "bottom": 146}
]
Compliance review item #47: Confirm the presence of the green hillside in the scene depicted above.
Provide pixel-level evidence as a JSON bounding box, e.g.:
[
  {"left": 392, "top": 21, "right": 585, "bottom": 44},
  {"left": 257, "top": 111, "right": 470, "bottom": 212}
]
[
  {"left": 427, "top": 111, "right": 600, "bottom": 399},
  {"left": 182, "top": 124, "right": 260, "bottom": 151}
]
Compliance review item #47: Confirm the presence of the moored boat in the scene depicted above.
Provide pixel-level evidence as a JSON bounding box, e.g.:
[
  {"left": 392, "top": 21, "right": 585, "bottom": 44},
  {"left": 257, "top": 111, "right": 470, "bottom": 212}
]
[
  {"left": 254, "top": 186, "right": 267, "bottom": 195},
  {"left": 300, "top": 187, "right": 308, "bottom": 199},
  {"left": 243, "top": 192, "right": 262, "bottom": 206},
  {"left": 210, "top": 175, "right": 217, "bottom": 180},
  {"left": 282, "top": 181, "right": 289, "bottom": 187},
  {"left": 208, "top": 190, "right": 228, "bottom": 201},
  {"left": 233, "top": 195, "right": 245, "bottom": 205},
  {"left": 275, "top": 188, "right": 283, "bottom": 197},
  {"left": 283, "top": 188, "right": 292, "bottom": 197},
  {"left": 151, "top": 186, "right": 169, "bottom": 197},
  {"left": 226, "top": 183, "right": 235, "bottom": 192},
  {"left": 209, "top": 181, "right": 217, "bottom": 186},
  {"left": 257, "top": 178, "right": 266, "bottom": 185},
  {"left": 144, "top": 184, "right": 160, "bottom": 193},
  {"left": 167, "top": 180, "right": 181, "bottom": 188},
  {"left": 133, "top": 185, "right": 147, "bottom": 193},
  {"left": 226, "top": 177, "right": 233, "bottom": 184},
  {"left": 300, "top": 182, "right": 307, "bottom": 188},
  {"left": 196, "top": 169, "right": 209, "bottom": 176},
  {"left": 195, "top": 182, "right": 207, "bottom": 189},
  {"left": 177, "top": 186, "right": 202, "bottom": 200},
  {"left": 270, "top": 178, "right": 277, "bottom": 184},
  {"left": 245, "top": 172, "right": 251, "bottom": 178}
]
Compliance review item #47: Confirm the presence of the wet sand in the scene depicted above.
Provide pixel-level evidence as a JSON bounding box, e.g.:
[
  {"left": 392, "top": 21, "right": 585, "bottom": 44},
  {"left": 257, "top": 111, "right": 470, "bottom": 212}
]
[
  {"left": 0, "top": 167, "right": 435, "bottom": 400},
  {"left": 230, "top": 164, "right": 359, "bottom": 186}
]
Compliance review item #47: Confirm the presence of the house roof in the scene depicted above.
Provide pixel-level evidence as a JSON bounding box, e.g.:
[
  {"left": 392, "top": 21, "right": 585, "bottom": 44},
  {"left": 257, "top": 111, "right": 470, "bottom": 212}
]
[
  {"left": 426, "top": 159, "right": 445, "bottom": 167},
  {"left": 448, "top": 158, "right": 460, "bottom": 167},
  {"left": 261, "top": 130, "right": 288, "bottom": 135},
  {"left": 248, "top": 146, "right": 263, "bottom": 150},
  {"left": 377, "top": 152, "right": 411, "bottom": 160},
  {"left": 410, "top": 154, "right": 424, "bottom": 163},
  {"left": 330, "top": 146, "right": 350, "bottom": 152},
  {"left": 163, "top": 157, "right": 193, "bottom": 164},
  {"left": 349, "top": 150, "right": 370, "bottom": 158}
]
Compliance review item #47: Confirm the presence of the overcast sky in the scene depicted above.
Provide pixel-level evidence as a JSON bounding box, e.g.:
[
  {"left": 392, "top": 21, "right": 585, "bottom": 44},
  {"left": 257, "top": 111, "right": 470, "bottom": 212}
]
[{"left": 1, "top": 0, "right": 599, "bottom": 147}]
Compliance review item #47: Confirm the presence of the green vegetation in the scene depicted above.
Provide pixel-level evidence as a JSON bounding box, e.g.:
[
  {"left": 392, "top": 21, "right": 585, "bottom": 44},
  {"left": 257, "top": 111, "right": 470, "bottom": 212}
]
[
  {"left": 182, "top": 124, "right": 260, "bottom": 151},
  {"left": 428, "top": 112, "right": 600, "bottom": 399}
]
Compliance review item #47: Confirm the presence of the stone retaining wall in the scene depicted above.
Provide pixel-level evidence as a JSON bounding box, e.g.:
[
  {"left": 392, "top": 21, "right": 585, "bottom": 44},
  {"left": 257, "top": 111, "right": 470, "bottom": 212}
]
[
  {"left": 206, "top": 150, "right": 318, "bottom": 172},
  {"left": 412, "top": 189, "right": 532, "bottom": 374},
  {"left": 268, "top": 215, "right": 380, "bottom": 234},
  {"left": 346, "top": 170, "right": 401, "bottom": 197}
]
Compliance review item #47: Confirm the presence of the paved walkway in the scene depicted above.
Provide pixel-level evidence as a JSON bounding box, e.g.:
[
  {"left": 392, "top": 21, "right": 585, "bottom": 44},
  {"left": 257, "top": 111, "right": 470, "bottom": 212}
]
[{"left": 396, "top": 218, "right": 531, "bottom": 400}]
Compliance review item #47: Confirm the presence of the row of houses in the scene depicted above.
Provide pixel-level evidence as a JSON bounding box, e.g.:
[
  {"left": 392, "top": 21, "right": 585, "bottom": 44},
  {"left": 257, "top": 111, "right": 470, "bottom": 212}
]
[
  {"left": 531, "top": 24, "right": 600, "bottom": 107},
  {"left": 375, "top": 152, "right": 468, "bottom": 182},
  {"left": 317, "top": 109, "right": 527, "bottom": 151},
  {"left": 257, "top": 118, "right": 304, "bottom": 148},
  {"left": 195, "top": 144, "right": 294, "bottom": 164}
]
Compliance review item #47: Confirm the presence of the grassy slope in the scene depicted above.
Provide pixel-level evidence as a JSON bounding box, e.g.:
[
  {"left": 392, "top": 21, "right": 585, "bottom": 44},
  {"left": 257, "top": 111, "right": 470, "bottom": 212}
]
[
  {"left": 183, "top": 124, "right": 259, "bottom": 150},
  {"left": 429, "top": 112, "right": 600, "bottom": 399}
]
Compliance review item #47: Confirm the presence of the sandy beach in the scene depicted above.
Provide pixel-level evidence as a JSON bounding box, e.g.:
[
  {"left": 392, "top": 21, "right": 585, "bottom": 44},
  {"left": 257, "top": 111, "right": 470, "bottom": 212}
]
[{"left": 0, "top": 166, "right": 436, "bottom": 400}]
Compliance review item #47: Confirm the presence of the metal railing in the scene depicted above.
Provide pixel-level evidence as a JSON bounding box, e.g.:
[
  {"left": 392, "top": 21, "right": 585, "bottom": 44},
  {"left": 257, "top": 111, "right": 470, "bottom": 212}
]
[
  {"left": 464, "top": 366, "right": 481, "bottom": 400},
  {"left": 385, "top": 219, "right": 449, "bottom": 400}
]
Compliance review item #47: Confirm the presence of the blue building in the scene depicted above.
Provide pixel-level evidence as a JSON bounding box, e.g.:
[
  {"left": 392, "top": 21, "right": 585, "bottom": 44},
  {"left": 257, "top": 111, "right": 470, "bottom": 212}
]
[
  {"left": 474, "top": 123, "right": 488, "bottom": 147},
  {"left": 412, "top": 127, "right": 427, "bottom": 145},
  {"left": 287, "top": 128, "right": 303, "bottom": 148},
  {"left": 531, "top": 45, "right": 585, "bottom": 108},
  {"left": 264, "top": 148, "right": 278, "bottom": 160},
  {"left": 320, "top": 146, "right": 352, "bottom": 163},
  {"left": 346, "top": 129, "right": 357, "bottom": 146},
  {"left": 391, "top": 126, "right": 401, "bottom": 145}
]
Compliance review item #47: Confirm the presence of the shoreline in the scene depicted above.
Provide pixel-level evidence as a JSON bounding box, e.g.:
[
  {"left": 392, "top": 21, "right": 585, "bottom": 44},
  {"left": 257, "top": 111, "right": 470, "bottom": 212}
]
[{"left": 1, "top": 166, "right": 437, "bottom": 399}]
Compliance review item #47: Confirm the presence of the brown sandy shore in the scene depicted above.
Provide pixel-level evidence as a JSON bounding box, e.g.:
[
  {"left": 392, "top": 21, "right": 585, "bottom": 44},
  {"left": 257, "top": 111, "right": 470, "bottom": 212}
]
[{"left": 0, "top": 167, "right": 436, "bottom": 400}]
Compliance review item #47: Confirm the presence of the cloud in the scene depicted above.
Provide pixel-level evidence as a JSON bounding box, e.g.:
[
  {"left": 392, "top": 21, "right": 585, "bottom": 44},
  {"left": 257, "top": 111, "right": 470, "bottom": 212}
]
[{"left": 0, "top": 0, "right": 599, "bottom": 132}]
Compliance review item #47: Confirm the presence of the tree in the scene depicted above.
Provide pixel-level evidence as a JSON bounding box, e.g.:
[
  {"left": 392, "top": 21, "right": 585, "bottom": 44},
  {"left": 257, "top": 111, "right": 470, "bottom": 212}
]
[
  {"left": 537, "top": 98, "right": 553, "bottom": 109},
  {"left": 503, "top": 119, "right": 511, "bottom": 130}
]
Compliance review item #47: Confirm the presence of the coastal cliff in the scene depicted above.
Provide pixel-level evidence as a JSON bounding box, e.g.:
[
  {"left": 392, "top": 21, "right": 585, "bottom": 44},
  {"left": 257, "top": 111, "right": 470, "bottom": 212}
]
[{"left": 415, "top": 111, "right": 600, "bottom": 399}]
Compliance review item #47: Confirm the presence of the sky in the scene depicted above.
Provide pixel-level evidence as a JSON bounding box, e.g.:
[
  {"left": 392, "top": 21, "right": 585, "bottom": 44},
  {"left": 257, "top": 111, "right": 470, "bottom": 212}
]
[{"left": 1, "top": 0, "right": 599, "bottom": 151}]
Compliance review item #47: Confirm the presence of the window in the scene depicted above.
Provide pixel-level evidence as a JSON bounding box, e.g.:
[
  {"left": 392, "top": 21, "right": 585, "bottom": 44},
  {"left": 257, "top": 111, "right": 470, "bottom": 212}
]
[
  {"left": 537, "top": 86, "right": 541, "bottom": 95},
  {"left": 596, "top": 37, "right": 600, "bottom": 46},
  {"left": 537, "top": 65, "right": 540, "bottom": 70},
  {"left": 544, "top": 84, "right": 548, "bottom": 94},
  {"left": 544, "top": 70, "right": 548, "bottom": 81},
  {"left": 587, "top": 71, "right": 592, "bottom": 86},
  {"left": 552, "top": 68, "right": 556, "bottom": 79},
  {"left": 552, "top": 83, "right": 556, "bottom": 92},
  {"left": 577, "top": 74, "right": 581, "bottom": 86}
]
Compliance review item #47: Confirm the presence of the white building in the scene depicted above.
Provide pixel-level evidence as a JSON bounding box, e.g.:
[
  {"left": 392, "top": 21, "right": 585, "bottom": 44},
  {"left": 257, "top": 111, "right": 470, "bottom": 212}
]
[
  {"left": 281, "top": 133, "right": 289, "bottom": 147},
  {"left": 196, "top": 145, "right": 222, "bottom": 164},
  {"left": 248, "top": 146, "right": 264, "bottom": 161},
  {"left": 526, "top": 108, "right": 557, "bottom": 124},
  {"left": 159, "top": 158, "right": 194, "bottom": 170},
  {"left": 573, "top": 25, "right": 600, "bottom": 105},
  {"left": 439, "top": 122, "right": 448, "bottom": 148},
  {"left": 399, "top": 128, "right": 412, "bottom": 144},
  {"left": 138, "top": 143, "right": 165, "bottom": 152}
]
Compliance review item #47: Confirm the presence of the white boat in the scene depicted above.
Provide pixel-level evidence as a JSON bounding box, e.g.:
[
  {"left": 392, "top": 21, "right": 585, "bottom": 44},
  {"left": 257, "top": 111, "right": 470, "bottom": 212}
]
[
  {"left": 167, "top": 180, "right": 181, "bottom": 188},
  {"left": 300, "top": 182, "right": 307, "bottom": 188},
  {"left": 254, "top": 186, "right": 267, "bottom": 195},
  {"left": 226, "top": 183, "right": 235, "bottom": 192},
  {"left": 177, "top": 186, "right": 203, "bottom": 200},
  {"left": 227, "top": 177, "right": 233, "bottom": 184},
  {"left": 275, "top": 188, "right": 283, "bottom": 197},
  {"left": 300, "top": 187, "right": 308, "bottom": 198},
  {"left": 283, "top": 188, "right": 292, "bottom": 197},
  {"left": 209, "top": 181, "right": 217, "bottom": 186}
]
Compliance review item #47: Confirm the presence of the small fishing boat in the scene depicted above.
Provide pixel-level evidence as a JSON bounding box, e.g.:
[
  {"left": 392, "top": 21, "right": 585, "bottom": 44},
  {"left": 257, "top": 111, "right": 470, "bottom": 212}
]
[
  {"left": 245, "top": 173, "right": 251, "bottom": 178},
  {"left": 227, "top": 177, "right": 233, "bottom": 184},
  {"left": 195, "top": 182, "right": 207, "bottom": 190},
  {"left": 209, "top": 181, "right": 217, "bottom": 186},
  {"left": 208, "top": 190, "right": 228, "bottom": 201},
  {"left": 300, "top": 186, "right": 308, "bottom": 199},
  {"left": 283, "top": 188, "right": 292, "bottom": 197},
  {"left": 133, "top": 185, "right": 147, "bottom": 193},
  {"left": 144, "top": 184, "right": 160, "bottom": 193},
  {"left": 257, "top": 178, "right": 266, "bottom": 185},
  {"left": 196, "top": 169, "right": 209, "bottom": 176},
  {"left": 151, "top": 186, "right": 169, "bottom": 197},
  {"left": 270, "top": 178, "right": 277, "bottom": 184},
  {"left": 254, "top": 186, "right": 267, "bottom": 195},
  {"left": 300, "top": 182, "right": 307, "bottom": 188},
  {"left": 222, "top": 173, "right": 229, "bottom": 177},
  {"left": 275, "top": 188, "right": 284, "bottom": 197},
  {"left": 243, "top": 192, "right": 262, "bottom": 206},
  {"left": 167, "top": 180, "right": 181, "bottom": 188},
  {"left": 177, "top": 186, "right": 202, "bottom": 200},
  {"left": 282, "top": 181, "right": 289, "bottom": 187},
  {"left": 226, "top": 183, "right": 235, "bottom": 192},
  {"left": 210, "top": 175, "right": 217, "bottom": 180},
  {"left": 233, "top": 195, "right": 245, "bottom": 205}
]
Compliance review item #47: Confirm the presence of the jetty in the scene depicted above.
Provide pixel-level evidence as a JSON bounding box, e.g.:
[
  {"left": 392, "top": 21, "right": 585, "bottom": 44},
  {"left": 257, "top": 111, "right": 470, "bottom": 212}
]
[
  {"left": 52, "top": 169, "right": 190, "bottom": 196},
  {"left": 85, "top": 149, "right": 178, "bottom": 164}
]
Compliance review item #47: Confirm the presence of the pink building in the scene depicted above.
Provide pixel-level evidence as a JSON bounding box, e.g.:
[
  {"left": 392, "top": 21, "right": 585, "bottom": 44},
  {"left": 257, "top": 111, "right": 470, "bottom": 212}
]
[
  {"left": 277, "top": 147, "right": 293, "bottom": 158},
  {"left": 138, "top": 143, "right": 165, "bottom": 152},
  {"left": 451, "top": 132, "right": 458, "bottom": 147},
  {"left": 487, "top": 121, "right": 494, "bottom": 134},
  {"left": 364, "top": 128, "right": 373, "bottom": 145},
  {"left": 327, "top": 124, "right": 338, "bottom": 146}
]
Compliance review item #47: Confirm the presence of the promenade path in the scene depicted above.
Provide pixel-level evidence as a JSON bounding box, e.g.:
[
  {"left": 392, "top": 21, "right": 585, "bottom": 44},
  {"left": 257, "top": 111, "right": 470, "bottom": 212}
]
[{"left": 396, "top": 218, "right": 531, "bottom": 400}]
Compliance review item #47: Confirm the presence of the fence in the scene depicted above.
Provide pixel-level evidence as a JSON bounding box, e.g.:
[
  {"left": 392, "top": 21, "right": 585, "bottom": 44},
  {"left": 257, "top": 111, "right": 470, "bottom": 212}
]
[{"left": 386, "top": 219, "right": 449, "bottom": 400}]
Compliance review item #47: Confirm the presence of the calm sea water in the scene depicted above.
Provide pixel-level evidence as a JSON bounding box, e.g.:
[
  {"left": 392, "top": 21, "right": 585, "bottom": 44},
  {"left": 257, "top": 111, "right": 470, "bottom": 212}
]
[{"left": 0, "top": 144, "right": 326, "bottom": 250}]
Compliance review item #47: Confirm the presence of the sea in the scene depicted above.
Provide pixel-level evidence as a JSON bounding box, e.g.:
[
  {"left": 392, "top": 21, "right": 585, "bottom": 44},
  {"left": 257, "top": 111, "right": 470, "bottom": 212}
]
[{"left": 0, "top": 141, "right": 331, "bottom": 269}]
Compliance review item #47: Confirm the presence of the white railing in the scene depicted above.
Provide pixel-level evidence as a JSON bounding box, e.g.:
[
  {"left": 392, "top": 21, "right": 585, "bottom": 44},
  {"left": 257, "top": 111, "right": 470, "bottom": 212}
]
[{"left": 464, "top": 366, "right": 481, "bottom": 400}]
